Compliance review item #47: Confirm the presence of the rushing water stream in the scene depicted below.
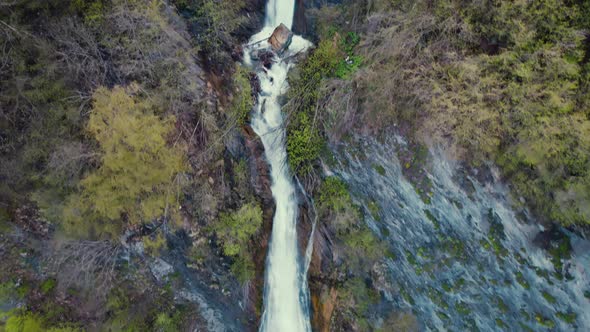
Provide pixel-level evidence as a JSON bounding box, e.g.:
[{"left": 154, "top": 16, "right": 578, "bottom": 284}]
[
  {"left": 244, "top": 1, "right": 312, "bottom": 331},
  {"left": 242, "top": 2, "right": 589, "bottom": 331}
]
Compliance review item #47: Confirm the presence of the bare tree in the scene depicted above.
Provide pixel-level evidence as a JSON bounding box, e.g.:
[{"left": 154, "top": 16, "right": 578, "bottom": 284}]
[{"left": 46, "top": 240, "right": 121, "bottom": 301}]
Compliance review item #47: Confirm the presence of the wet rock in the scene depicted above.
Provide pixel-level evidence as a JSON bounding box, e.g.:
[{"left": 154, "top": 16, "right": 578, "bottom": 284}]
[
  {"left": 311, "top": 286, "right": 338, "bottom": 332},
  {"left": 242, "top": 125, "right": 275, "bottom": 322},
  {"left": 268, "top": 23, "right": 293, "bottom": 54},
  {"left": 150, "top": 257, "right": 174, "bottom": 282},
  {"left": 258, "top": 50, "right": 275, "bottom": 69},
  {"left": 249, "top": 71, "right": 261, "bottom": 97}
]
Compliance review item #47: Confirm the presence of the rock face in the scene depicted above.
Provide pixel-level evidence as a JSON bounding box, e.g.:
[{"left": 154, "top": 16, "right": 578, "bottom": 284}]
[
  {"left": 268, "top": 23, "right": 293, "bottom": 53},
  {"left": 150, "top": 257, "right": 174, "bottom": 282}
]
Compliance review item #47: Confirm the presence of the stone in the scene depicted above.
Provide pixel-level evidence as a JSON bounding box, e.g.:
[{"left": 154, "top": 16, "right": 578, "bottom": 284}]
[
  {"left": 268, "top": 23, "right": 293, "bottom": 54},
  {"left": 150, "top": 257, "right": 174, "bottom": 282}
]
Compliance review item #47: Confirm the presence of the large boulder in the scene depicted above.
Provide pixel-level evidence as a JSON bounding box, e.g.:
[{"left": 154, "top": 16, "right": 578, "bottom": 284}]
[{"left": 268, "top": 23, "right": 293, "bottom": 54}]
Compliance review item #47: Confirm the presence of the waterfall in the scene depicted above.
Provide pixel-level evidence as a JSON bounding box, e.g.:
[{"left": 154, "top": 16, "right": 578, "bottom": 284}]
[{"left": 244, "top": 1, "right": 312, "bottom": 331}]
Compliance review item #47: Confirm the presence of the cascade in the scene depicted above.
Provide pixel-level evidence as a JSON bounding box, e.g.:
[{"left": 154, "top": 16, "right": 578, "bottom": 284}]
[{"left": 244, "top": 1, "right": 312, "bottom": 331}]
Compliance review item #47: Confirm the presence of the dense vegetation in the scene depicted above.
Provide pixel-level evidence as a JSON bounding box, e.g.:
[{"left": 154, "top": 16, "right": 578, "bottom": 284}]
[
  {"left": 1, "top": 0, "right": 589, "bottom": 330},
  {"left": 1, "top": 0, "right": 263, "bottom": 329},
  {"left": 289, "top": 0, "right": 590, "bottom": 227}
]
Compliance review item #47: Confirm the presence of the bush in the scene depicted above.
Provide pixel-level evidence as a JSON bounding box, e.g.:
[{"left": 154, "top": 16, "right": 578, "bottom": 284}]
[
  {"left": 231, "top": 65, "right": 254, "bottom": 126},
  {"left": 143, "top": 231, "right": 167, "bottom": 257},
  {"left": 351, "top": 0, "right": 590, "bottom": 226},
  {"left": 63, "top": 85, "right": 187, "bottom": 237},
  {"left": 209, "top": 202, "right": 262, "bottom": 282},
  {"left": 285, "top": 38, "right": 342, "bottom": 175},
  {"left": 318, "top": 177, "right": 351, "bottom": 212}
]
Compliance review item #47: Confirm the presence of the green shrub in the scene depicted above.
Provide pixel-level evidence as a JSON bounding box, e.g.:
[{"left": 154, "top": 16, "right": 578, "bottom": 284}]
[
  {"left": 143, "top": 231, "right": 167, "bottom": 257},
  {"left": 231, "top": 65, "right": 254, "bottom": 126},
  {"left": 2, "top": 309, "right": 79, "bottom": 332},
  {"left": 40, "top": 279, "right": 57, "bottom": 295},
  {"left": 210, "top": 202, "right": 262, "bottom": 257},
  {"left": 340, "top": 277, "right": 378, "bottom": 315},
  {"left": 318, "top": 177, "right": 350, "bottom": 212},
  {"left": 286, "top": 38, "right": 342, "bottom": 175},
  {"left": 209, "top": 202, "right": 262, "bottom": 282},
  {"left": 63, "top": 86, "right": 187, "bottom": 237}
]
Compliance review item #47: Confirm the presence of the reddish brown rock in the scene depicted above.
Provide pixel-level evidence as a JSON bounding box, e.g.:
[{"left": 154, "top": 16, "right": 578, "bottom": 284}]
[{"left": 268, "top": 23, "right": 293, "bottom": 53}]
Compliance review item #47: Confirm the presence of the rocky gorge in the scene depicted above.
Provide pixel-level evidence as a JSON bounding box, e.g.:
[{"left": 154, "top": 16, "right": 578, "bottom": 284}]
[{"left": 1, "top": 0, "right": 590, "bottom": 331}]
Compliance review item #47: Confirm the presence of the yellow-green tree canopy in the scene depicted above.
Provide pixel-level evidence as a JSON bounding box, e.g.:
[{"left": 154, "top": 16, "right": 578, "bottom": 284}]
[{"left": 64, "top": 85, "right": 186, "bottom": 236}]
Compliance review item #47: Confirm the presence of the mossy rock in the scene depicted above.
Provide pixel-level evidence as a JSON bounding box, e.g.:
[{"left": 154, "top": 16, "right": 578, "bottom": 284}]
[
  {"left": 556, "top": 311, "right": 577, "bottom": 324},
  {"left": 541, "top": 291, "right": 556, "bottom": 304}
]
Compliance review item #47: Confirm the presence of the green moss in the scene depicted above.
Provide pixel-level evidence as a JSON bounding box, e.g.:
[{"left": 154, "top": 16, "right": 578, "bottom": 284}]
[
  {"left": 541, "top": 291, "right": 556, "bottom": 304},
  {"left": 405, "top": 250, "right": 417, "bottom": 266},
  {"left": 0, "top": 208, "right": 10, "bottom": 232},
  {"left": 424, "top": 209, "right": 440, "bottom": 231},
  {"left": 373, "top": 164, "right": 386, "bottom": 176},
  {"left": 231, "top": 65, "right": 254, "bottom": 126},
  {"left": 417, "top": 247, "right": 432, "bottom": 260},
  {"left": 442, "top": 236, "right": 468, "bottom": 261},
  {"left": 518, "top": 322, "right": 534, "bottom": 332},
  {"left": 367, "top": 200, "right": 381, "bottom": 221},
  {"left": 285, "top": 38, "right": 341, "bottom": 175},
  {"left": 318, "top": 176, "right": 351, "bottom": 212},
  {"left": 495, "top": 318, "right": 507, "bottom": 329},
  {"left": 556, "top": 311, "right": 577, "bottom": 324},
  {"left": 400, "top": 288, "right": 415, "bottom": 305},
  {"left": 455, "top": 301, "right": 471, "bottom": 316},
  {"left": 340, "top": 277, "right": 379, "bottom": 315},
  {"left": 515, "top": 271, "right": 530, "bottom": 290},
  {"left": 40, "top": 279, "right": 57, "bottom": 295},
  {"left": 436, "top": 311, "right": 450, "bottom": 320},
  {"left": 143, "top": 231, "right": 167, "bottom": 257},
  {"left": 520, "top": 309, "right": 531, "bottom": 321},
  {"left": 535, "top": 313, "right": 555, "bottom": 328},
  {"left": 209, "top": 202, "right": 262, "bottom": 282},
  {"left": 335, "top": 55, "right": 363, "bottom": 79},
  {"left": 547, "top": 232, "right": 572, "bottom": 278},
  {"left": 496, "top": 297, "right": 508, "bottom": 313},
  {"left": 514, "top": 252, "right": 528, "bottom": 265},
  {"left": 342, "top": 226, "right": 382, "bottom": 261},
  {"left": 16, "top": 282, "right": 31, "bottom": 298},
  {"left": 427, "top": 287, "right": 449, "bottom": 310},
  {"left": 287, "top": 112, "right": 323, "bottom": 175}
]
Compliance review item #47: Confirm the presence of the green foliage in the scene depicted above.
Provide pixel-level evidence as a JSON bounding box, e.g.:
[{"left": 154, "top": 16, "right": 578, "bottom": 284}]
[
  {"left": 0, "top": 282, "right": 17, "bottom": 302},
  {"left": 2, "top": 309, "right": 79, "bottom": 332},
  {"left": 211, "top": 202, "right": 262, "bottom": 256},
  {"left": 40, "top": 279, "right": 57, "bottom": 295},
  {"left": 557, "top": 311, "right": 577, "bottom": 324},
  {"left": 63, "top": 86, "right": 187, "bottom": 237},
  {"left": 353, "top": 0, "right": 590, "bottom": 226},
  {"left": 535, "top": 313, "right": 555, "bottom": 328},
  {"left": 286, "top": 112, "right": 323, "bottom": 174},
  {"left": 70, "top": 0, "right": 106, "bottom": 25},
  {"left": 373, "top": 164, "right": 386, "bottom": 176},
  {"left": 154, "top": 311, "right": 184, "bottom": 332},
  {"left": 143, "top": 231, "right": 167, "bottom": 257},
  {"left": 541, "top": 291, "right": 556, "bottom": 304},
  {"left": 172, "top": 0, "right": 250, "bottom": 70},
  {"left": 340, "top": 277, "right": 378, "bottom": 315},
  {"left": 318, "top": 177, "right": 350, "bottom": 212},
  {"left": 231, "top": 65, "right": 254, "bottom": 126},
  {"left": 230, "top": 255, "right": 256, "bottom": 283},
  {"left": 341, "top": 226, "right": 381, "bottom": 262},
  {"left": 286, "top": 39, "right": 341, "bottom": 175},
  {"left": 210, "top": 202, "right": 262, "bottom": 282}
]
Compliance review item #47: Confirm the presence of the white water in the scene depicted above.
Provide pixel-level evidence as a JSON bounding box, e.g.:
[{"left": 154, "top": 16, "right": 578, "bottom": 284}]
[{"left": 244, "top": 1, "right": 312, "bottom": 331}]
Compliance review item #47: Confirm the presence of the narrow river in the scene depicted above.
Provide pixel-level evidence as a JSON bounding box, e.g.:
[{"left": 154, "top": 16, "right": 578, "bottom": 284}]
[{"left": 244, "top": 1, "right": 312, "bottom": 331}]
